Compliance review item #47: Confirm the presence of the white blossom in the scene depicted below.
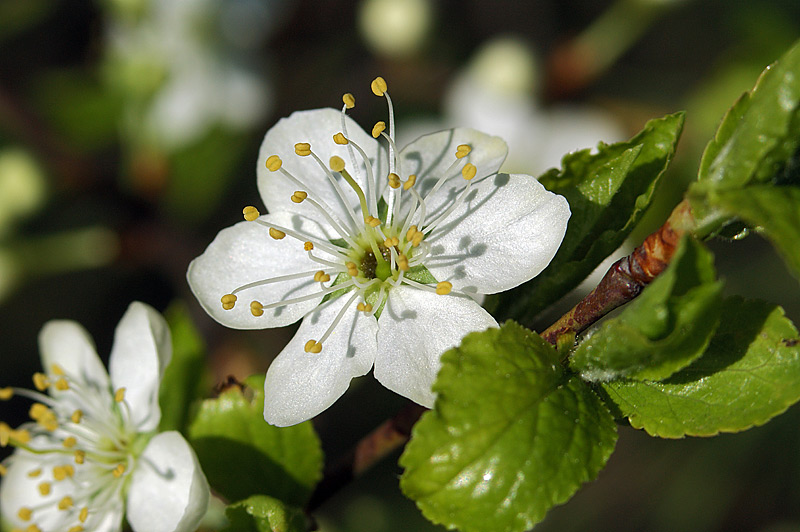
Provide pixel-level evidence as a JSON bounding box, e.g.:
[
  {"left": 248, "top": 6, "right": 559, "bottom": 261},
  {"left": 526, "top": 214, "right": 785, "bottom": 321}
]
[
  {"left": 188, "top": 77, "right": 571, "bottom": 426},
  {"left": 0, "top": 302, "right": 209, "bottom": 532}
]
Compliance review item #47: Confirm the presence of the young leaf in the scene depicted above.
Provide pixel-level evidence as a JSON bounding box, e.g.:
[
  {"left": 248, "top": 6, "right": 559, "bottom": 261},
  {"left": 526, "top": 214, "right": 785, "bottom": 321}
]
[
  {"left": 602, "top": 297, "right": 800, "bottom": 438},
  {"left": 222, "top": 495, "right": 307, "bottom": 532},
  {"left": 570, "top": 237, "right": 723, "bottom": 382},
  {"left": 187, "top": 375, "right": 323, "bottom": 506},
  {"left": 710, "top": 185, "right": 800, "bottom": 280},
  {"left": 158, "top": 302, "right": 211, "bottom": 432},
  {"left": 400, "top": 322, "right": 617, "bottom": 532},
  {"left": 489, "top": 112, "right": 685, "bottom": 322}
]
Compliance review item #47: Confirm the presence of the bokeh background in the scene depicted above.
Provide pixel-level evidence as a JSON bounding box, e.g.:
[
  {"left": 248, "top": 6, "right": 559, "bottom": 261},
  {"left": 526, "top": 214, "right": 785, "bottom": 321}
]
[{"left": 1, "top": 0, "right": 800, "bottom": 531}]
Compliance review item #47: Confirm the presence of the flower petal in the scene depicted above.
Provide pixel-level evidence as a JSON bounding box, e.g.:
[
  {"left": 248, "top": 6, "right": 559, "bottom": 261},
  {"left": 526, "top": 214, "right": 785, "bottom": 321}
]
[
  {"left": 263, "top": 293, "right": 378, "bottom": 426},
  {"left": 38, "top": 320, "right": 111, "bottom": 402},
  {"left": 423, "top": 173, "right": 570, "bottom": 294},
  {"left": 0, "top": 443, "right": 124, "bottom": 532},
  {"left": 187, "top": 211, "right": 339, "bottom": 330},
  {"left": 397, "top": 128, "right": 507, "bottom": 222},
  {"left": 127, "top": 431, "right": 210, "bottom": 532},
  {"left": 257, "top": 108, "right": 386, "bottom": 223},
  {"left": 108, "top": 302, "right": 171, "bottom": 432},
  {"left": 374, "top": 285, "right": 497, "bottom": 407}
]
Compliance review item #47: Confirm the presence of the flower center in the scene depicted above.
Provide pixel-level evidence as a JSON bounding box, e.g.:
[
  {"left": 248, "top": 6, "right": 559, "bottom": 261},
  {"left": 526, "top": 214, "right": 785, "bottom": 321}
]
[
  {"left": 220, "top": 76, "right": 478, "bottom": 352},
  {"left": 0, "top": 365, "right": 143, "bottom": 531}
]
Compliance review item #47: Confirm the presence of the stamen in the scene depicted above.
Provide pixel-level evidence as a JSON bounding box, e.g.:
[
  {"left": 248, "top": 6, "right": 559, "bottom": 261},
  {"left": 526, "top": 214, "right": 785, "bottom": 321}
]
[
  {"left": 58, "top": 495, "right": 74, "bottom": 510},
  {"left": 54, "top": 378, "right": 69, "bottom": 391},
  {"left": 0, "top": 387, "right": 12, "bottom": 400},
  {"left": 265, "top": 155, "right": 282, "bottom": 171},
  {"left": 304, "top": 241, "right": 314, "bottom": 251},
  {"left": 371, "top": 76, "right": 388, "bottom": 96},
  {"left": 304, "top": 340, "right": 322, "bottom": 354},
  {"left": 333, "top": 133, "right": 348, "bottom": 145},
  {"left": 403, "top": 174, "right": 417, "bottom": 190},
  {"left": 462, "top": 163, "right": 477, "bottom": 180},
  {"left": 38, "top": 481, "right": 51, "bottom": 496},
  {"left": 365, "top": 215, "right": 381, "bottom": 228},
  {"left": 230, "top": 269, "right": 331, "bottom": 297},
  {"left": 269, "top": 228, "right": 286, "bottom": 240},
  {"left": 332, "top": 157, "right": 370, "bottom": 217},
  {"left": 33, "top": 373, "right": 49, "bottom": 391},
  {"left": 317, "top": 291, "right": 361, "bottom": 346},
  {"left": 250, "top": 301, "right": 264, "bottom": 317},
  {"left": 51, "top": 364, "right": 65, "bottom": 376},
  {"left": 357, "top": 302, "right": 373, "bottom": 313},
  {"left": 27, "top": 468, "right": 41, "bottom": 478},
  {"left": 342, "top": 93, "right": 355, "bottom": 109},
  {"left": 346, "top": 262, "right": 359, "bottom": 276},
  {"left": 112, "top": 464, "right": 126, "bottom": 478},
  {"left": 372, "top": 121, "right": 386, "bottom": 138},
  {"left": 74, "top": 450, "right": 85, "bottom": 464},
  {"left": 388, "top": 173, "right": 401, "bottom": 189},
  {"left": 62, "top": 437, "right": 77, "bottom": 448},
  {"left": 294, "top": 143, "right": 312, "bottom": 157},
  {"left": 339, "top": 135, "right": 380, "bottom": 216},
  {"left": 456, "top": 144, "right": 472, "bottom": 159},
  {"left": 313, "top": 271, "right": 331, "bottom": 283},
  {"left": 79, "top": 507, "right": 89, "bottom": 523},
  {"left": 18, "top": 507, "right": 33, "bottom": 521},
  {"left": 114, "top": 388, "right": 126, "bottom": 403},
  {"left": 290, "top": 191, "right": 308, "bottom": 203},
  {"left": 71, "top": 410, "right": 83, "bottom": 424},
  {"left": 436, "top": 281, "right": 453, "bottom": 295},
  {"left": 0, "top": 464, "right": 6, "bottom": 476},
  {"left": 243, "top": 206, "right": 260, "bottom": 221},
  {"left": 221, "top": 294, "right": 237, "bottom": 310}
]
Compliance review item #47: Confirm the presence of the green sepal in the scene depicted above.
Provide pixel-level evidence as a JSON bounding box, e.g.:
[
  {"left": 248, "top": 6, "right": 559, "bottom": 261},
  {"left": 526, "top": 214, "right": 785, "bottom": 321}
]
[
  {"left": 222, "top": 495, "right": 307, "bottom": 532},
  {"left": 570, "top": 237, "right": 723, "bottom": 382},
  {"left": 400, "top": 322, "right": 617, "bottom": 532},
  {"left": 187, "top": 375, "right": 323, "bottom": 506},
  {"left": 602, "top": 297, "right": 800, "bottom": 438},
  {"left": 488, "top": 112, "right": 685, "bottom": 322}
]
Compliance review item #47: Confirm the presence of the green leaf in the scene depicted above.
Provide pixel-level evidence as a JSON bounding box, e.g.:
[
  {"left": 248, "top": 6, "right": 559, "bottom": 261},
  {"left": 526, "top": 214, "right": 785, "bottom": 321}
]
[
  {"left": 489, "top": 112, "right": 685, "bottom": 322},
  {"left": 691, "top": 39, "right": 800, "bottom": 234},
  {"left": 710, "top": 185, "right": 800, "bottom": 280},
  {"left": 187, "top": 375, "right": 323, "bottom": 506},
  {"left": 570, "top": 237, "right": 723, "bottom": 381},
  {"left": 222, "top": 495, "right": 307, "bottom": 532},
  {"left": 400, "top": 323, "right": 617, "bottom": 532},
  {"left": 602, "top": 297, "right": 800, "bottom": 438},
  {"left": 158, "top": 302, "right": 211, "bottom": 432}
]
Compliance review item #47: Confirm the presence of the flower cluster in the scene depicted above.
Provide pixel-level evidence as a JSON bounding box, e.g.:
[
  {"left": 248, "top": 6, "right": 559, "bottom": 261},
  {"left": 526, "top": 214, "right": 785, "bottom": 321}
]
[
  {"left": 0, "top": 302, "right": 208, "bottom": 532},
  {"left": 188, "top": 77, "right": 571, "bottom": 426}
]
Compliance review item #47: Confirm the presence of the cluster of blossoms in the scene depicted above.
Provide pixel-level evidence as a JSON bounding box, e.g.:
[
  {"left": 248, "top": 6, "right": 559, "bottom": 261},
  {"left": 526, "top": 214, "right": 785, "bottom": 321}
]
[
  {"left": 188, "top": 77, "right": 571, "bottom": 427},
  {"left": 0, "top": 302, "right": 208, "bottom": 532}
]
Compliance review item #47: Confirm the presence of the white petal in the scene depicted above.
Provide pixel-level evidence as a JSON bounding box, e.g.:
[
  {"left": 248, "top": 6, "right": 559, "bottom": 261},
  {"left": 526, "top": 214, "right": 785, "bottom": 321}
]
[
  {"left": 257, "top": 108, "right": 386, "bottom": 222},
  {"left": 374, "top": 285, "right": 497, "bottom": 407},
  {"left": 38, "top": 320, "right": 111, "bottom": 402},
  {"left": 187, "top": 211, "right": 339, "bottom": 330},
  {"left": 263, "top": 293, "right": 378, "bottom": 426},
  {"left": 127, "top": 431, "right": 210, "bottom": 532},
  {"left": 108, "top": 302, "right": 171, "bottom": 432},
  {"left": 424, "top": 173, "right": 570, "bottom": 294},
  {"left": 0, "top": 444, "right": 124, "bottom": 532},
  {"left": 397, "top": 128, "right": 507, "bottom": 222}
]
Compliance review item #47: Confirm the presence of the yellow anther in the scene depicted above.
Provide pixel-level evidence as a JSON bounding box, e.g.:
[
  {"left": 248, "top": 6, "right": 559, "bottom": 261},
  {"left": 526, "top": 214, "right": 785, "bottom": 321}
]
[
  {"left": 74, "top": 450, "right": 85, "bottom": 464},
  {"left": 461, "top": 163, "right": 477, "bottom": 180},
  {"left": 333, "top": 132, "right": 349, "bottom": 145},
  {"left": 346, "top": 262, "right": 358, "bottom": 276},
  {"left": 58, "top": 496, "right": 74, "bottom": 510},
  {"left": 404, "top": 174, "right": 417, "bottom": 190},
  {"left": 397, "top": 254, "right": 409, "bottom": 271},
  {"left": 114, "top": 388, "right": 126, "bottom": 403},
  {"left": 265, "top": 154, "right": 283, "bottom": 171},
  {"left": 304, "top": 340, "right": 323, "bottom": 354},
  {"left": 371, "top": 76, "right": 388, "bottom": 96},
  {"left": 0, "top": 387, "right": 13, "bottom": 400},
  {"left": 388, "top": 172, "right": 401, "bottom": 189},
  {"left": 29, "top": 403, "right": 49, "bottom": 421},
  {"left": 68, "top": 526, "right": 84, "bottom": 532},
  {"left": 27, "top": 525, "right": 42, "bottom": 532},
  {"left": 365, "top": 215, "right": 381, "bottom": 228},
  {"left": 304, "top": 241, "right": 314, "bottom": 251},
  {"left": 329, "top": 155, "right": 345, "bottom": 172},
  {"left": 32, "top": 373, "right": 49, "bottom": 391},
  {"left": 243, "top": 205, "right": 260, "bottom": 221},
  {"left": 221, "top": 294, "right": 237, "bottom": 310},
  {"left": 372, "top": 121, "right": 386, "bottom": 138},
  {"left": 54, "top": 378, "right": 69, "bottom": 391},
  {"left": 12, "top": 429, "right": 30, "bottom": 444},
  {"left": 250, "top": 301, "right": 264, "bottom": 317},
  {"left": 38, "top": 482, "right": 51, "bottom": 496},
  {"left": 313, "top": 271, "right": 331, "bottom": 283},
  {"left": 50, "top": 364, "right": 65, "bottom": 376},
  {"left": 62, "top": 437, "right": 77, "bottom": 448},
  {"left": 0, "top": 463, "right": 6, "bottom": 476},
  {"left": 356, "top": 302, "right": 373, "bottom": 313},
  {"left": 112, "top": 464, "right": 126, "bottom": 478},
  {"left": 269, "top": 227, "right": 286, "bottom": 240},
  {"left": 455, "top": 144, "right": 472, "bottom": 159},
  {"left": 18, "top": 507, "right": 33, "bottom": 521},
  {"left": 70, "top": 410, "right": 83, "bottom": 424},
  {"left": 294, "top": 142, "right": 312, "bottom": 156},
  {"left": 383, "top": 236, "right": 399, "bottom": 247},
  {"left": 27, "top": 468, "right": 42, "bottom": 478},
  {"left": 52, "top": 466, "right": 67, "bottom": 481},
  {"left": 290, "top": 191, "right": 308, "bottom": 203},
  {"left": 79, "top": 507, "right": 89, "bottom": 523},
  {"left": 406, "top": 225, "right": 418, "bottom": 242},
  {"left": 0, "top": 422, "right": 10, "bottom": 446},
  {"left": 436, "top": 281, "right": 453, "bottom": 295},
  {"left": 342, "top": 93, "right": 355, "bottom": 109},
  {"left": 412, "top": 232, "right": 424, "bottom": 247}
]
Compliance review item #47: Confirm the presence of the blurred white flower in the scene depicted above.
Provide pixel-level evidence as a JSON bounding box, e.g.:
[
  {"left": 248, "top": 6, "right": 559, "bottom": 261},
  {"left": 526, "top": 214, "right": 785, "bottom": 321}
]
[{"left": 359, "top": 0, "right": 434, "bottom": 58}]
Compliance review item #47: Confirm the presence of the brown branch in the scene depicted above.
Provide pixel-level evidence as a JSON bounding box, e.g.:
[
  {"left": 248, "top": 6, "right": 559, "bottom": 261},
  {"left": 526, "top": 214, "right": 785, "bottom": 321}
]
[{"left": 306, "top": 199, "right": 697, "bottom": 513}]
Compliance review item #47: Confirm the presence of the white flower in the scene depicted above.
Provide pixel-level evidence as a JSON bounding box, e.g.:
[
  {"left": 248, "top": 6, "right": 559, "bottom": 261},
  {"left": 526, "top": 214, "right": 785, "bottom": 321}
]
[
  {"left": 187, "top": 77, "right": 571, "bottom": 427},
  {"left": 0, "top": 302, "right": 209, "bottom": 532}
]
